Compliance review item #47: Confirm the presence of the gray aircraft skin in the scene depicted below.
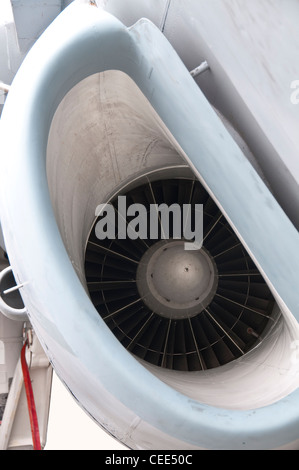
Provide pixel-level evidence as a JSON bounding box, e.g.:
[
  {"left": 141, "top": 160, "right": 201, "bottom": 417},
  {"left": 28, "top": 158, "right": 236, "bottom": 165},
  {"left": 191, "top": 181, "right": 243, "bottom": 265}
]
[{"left": 0, "top": 0, "right": 299, "bottom": 450}]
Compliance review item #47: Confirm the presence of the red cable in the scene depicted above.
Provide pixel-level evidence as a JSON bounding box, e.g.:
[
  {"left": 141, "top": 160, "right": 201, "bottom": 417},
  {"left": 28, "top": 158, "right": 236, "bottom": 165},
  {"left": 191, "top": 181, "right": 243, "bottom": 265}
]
[{"left": 20, "top": 340, "right": 42, "bottom": 450}]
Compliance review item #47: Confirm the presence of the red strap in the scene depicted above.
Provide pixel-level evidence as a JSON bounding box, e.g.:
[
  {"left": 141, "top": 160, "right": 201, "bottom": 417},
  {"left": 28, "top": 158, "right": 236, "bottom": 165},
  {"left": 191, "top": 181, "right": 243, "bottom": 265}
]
[{"left": 20, "top": 340, "right": 42, "bottom": 450}]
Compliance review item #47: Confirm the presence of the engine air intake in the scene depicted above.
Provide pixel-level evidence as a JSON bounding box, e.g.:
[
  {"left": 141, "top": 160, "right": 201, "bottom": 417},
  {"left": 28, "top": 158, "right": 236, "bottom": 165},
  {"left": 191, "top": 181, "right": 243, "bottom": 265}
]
[{"left": 85, "top": 178, "right": 275, "bottom": 372}]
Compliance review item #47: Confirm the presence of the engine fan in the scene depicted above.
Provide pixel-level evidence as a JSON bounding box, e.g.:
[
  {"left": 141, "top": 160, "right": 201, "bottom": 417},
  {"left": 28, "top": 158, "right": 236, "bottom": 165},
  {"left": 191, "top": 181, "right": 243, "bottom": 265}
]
[{"left": 85, "top": 178, "right": 275, "bottom": 372}]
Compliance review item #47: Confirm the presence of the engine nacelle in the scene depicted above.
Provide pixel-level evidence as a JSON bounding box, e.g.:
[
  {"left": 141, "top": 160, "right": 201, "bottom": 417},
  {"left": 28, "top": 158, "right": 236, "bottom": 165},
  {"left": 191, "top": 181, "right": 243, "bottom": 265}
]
[{"left": 0, "top": 0, "right": 299, "bottom": 450}]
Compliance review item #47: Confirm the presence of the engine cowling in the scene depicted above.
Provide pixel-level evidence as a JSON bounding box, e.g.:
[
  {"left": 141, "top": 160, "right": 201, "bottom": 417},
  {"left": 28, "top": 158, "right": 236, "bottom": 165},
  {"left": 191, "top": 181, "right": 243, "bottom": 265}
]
[{"left": 0, "top": 1, "right": 299, "bottom": 450}]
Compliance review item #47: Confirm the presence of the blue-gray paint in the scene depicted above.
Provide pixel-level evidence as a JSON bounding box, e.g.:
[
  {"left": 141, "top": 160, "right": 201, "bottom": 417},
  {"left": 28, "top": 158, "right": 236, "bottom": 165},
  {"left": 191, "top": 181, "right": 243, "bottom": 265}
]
[{"left": 0, "top": 3, "right": 298, "bottom": 449}]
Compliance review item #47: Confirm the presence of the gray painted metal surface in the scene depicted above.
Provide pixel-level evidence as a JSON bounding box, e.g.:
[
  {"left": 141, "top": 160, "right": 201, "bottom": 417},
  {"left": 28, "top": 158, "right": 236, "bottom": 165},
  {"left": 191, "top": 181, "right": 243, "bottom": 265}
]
[
  {"left": 0, "top": 0, "right": 298, "bottom": 450},
  {"left": 101, "top": 0, "right": 299, "bottom": 231}
]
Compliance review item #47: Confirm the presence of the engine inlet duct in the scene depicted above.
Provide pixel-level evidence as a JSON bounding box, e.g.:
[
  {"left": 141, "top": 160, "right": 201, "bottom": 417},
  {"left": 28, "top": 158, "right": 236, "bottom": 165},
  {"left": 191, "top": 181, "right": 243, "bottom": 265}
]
[
  {"left": 0, "top": 1, "right": 299, "bottom": 450},
  {"left": 85, "top": 178, "right": 275, "bottom": 372}
]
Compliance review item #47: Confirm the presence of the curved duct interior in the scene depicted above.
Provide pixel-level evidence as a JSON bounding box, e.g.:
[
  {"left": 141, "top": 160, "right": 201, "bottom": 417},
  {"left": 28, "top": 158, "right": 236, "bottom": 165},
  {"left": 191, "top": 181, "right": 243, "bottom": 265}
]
[{"left": 46, "top": 70, "right": 299, "bottom": 411}]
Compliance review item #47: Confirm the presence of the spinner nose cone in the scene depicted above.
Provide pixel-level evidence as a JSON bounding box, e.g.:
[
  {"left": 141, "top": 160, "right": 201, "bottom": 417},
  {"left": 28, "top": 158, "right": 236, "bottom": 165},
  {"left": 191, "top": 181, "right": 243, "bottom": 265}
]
[{"left": 137, "top": 240, "right": 218, "bottom": 319}]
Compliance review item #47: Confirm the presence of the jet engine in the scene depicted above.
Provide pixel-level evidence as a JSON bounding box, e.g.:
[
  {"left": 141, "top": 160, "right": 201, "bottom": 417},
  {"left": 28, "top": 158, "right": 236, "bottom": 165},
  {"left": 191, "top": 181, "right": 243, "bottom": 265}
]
[{"left": 0, "top": 0, "right": 299, "bottom": 450}]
